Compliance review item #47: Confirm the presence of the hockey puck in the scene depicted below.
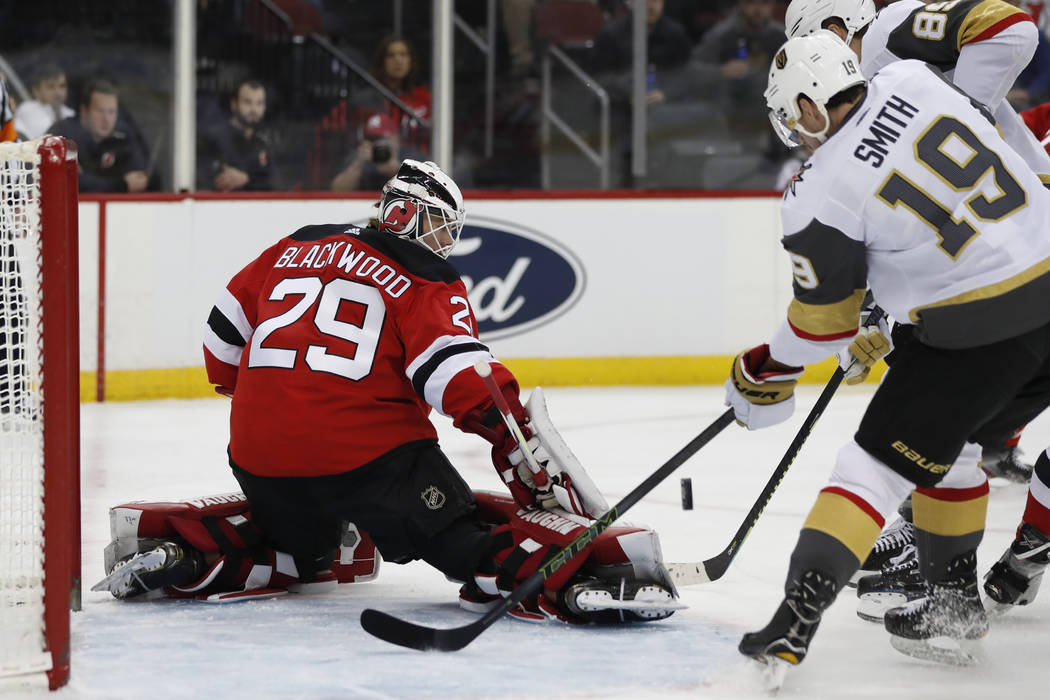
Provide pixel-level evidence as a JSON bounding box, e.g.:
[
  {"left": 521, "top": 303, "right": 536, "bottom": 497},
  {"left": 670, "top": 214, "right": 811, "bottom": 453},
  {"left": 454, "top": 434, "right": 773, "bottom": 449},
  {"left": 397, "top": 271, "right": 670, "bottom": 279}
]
[{"left": 680, "top": 478, "right": 693, "bottom": 510}]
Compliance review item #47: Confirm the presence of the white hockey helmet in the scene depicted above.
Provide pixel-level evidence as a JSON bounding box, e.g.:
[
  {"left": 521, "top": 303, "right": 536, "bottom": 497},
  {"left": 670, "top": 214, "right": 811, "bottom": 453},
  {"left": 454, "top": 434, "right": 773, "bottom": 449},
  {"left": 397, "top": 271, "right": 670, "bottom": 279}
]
[
  {"left": 765, "top": 31, "right": 866, "bottom": 147},
  {"left": 377, "top": 159, "right": 466, "bottom": 259},
  {"left": 784, "top": 0, "right": 876, "bottom": 44}
]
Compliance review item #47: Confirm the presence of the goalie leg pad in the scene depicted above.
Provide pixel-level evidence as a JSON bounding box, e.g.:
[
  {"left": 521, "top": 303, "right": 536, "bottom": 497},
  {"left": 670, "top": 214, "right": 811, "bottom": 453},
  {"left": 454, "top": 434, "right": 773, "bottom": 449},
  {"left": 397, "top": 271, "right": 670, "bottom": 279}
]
[
  {"left": 99, "top": 494, "right": 379, "bottom": 598},
  {"left": 473, "top": 490, "right": 678, "bottom": 595},
  {"left": 473, "top": 507, "right": 592, "bottom": 597}
]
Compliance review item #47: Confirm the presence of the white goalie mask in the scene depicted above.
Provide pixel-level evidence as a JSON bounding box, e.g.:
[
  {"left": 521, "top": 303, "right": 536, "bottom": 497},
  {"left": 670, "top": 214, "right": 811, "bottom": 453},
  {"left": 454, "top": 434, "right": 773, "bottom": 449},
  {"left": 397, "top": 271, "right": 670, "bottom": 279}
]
[
  {"left": 764, "top": 31, "right": 866, "bottom": 147},
  {"left": 377, "top": 159, "right": 466, "bottom": 259},
  {"left": 784, "top": 0, "right": 876, "bottom": 44}
]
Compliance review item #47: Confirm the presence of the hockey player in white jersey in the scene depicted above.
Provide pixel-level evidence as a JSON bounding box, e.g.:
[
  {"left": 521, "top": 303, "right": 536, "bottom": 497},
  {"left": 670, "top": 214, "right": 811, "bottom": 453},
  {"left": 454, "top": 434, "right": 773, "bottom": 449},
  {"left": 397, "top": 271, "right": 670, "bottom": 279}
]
[
  {"left": 784, "top": 0, "right": 1050, "bottom": 478},
  {"left": 727, "top": 31, "right": 1050, "bottom": 673}
]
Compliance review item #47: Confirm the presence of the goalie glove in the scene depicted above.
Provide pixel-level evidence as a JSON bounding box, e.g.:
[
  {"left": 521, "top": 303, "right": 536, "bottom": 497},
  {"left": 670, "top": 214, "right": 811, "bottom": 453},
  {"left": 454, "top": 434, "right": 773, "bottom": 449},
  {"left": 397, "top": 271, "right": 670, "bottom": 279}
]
[
  {"left": 836, "top": 304, "right": 891, "bottom": 385},
  {"left": 725, "top": 344, "right": 804, "bottom": 430}
]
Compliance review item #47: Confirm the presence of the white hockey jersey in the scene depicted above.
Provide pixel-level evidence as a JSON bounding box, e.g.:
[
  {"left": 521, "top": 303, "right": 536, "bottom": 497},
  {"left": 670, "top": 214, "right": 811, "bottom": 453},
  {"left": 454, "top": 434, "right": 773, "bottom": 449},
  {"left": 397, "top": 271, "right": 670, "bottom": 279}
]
[
  {"left": 769, "top": 60, "right": 1050, "bottom": 366},
  {"left": 859, "top": 0, "right": 1050, "bottom": 183}
]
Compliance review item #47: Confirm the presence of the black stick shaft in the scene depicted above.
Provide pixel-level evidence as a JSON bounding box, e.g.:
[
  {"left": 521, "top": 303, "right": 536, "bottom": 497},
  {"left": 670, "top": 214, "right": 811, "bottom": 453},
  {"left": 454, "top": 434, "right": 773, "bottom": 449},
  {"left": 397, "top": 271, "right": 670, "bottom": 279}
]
[{"left": 699, "top": 368, "right": 844, "bottom": 581}]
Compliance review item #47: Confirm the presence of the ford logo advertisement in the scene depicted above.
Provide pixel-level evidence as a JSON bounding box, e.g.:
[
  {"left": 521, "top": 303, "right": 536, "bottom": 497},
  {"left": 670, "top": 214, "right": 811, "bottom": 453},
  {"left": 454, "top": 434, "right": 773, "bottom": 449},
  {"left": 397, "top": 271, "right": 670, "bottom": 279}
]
[{"left": 448, "top": 216, "right": 586, "bottom": 340}]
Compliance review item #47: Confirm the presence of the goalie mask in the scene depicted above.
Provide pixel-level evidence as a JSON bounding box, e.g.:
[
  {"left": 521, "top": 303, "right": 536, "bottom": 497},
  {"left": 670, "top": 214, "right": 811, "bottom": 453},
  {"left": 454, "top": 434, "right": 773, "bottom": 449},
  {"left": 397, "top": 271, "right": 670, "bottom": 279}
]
[
  {"left": 377, "top": 159, "right": 466, "bottom": 259},
  {"left": 784, "top": 0, "right": 876, "bottom": 45},
  {"left": 765, "top": 31, "right": 866, "bottom": 147}
]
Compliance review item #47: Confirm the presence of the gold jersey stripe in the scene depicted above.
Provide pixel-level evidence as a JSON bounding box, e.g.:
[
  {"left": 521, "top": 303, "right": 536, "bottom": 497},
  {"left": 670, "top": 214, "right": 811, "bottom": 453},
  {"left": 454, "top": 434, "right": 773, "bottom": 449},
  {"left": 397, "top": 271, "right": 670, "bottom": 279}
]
[
  {"left": 908, "top": 254, "right": 1050, "bottom": 322},
  {"left": 787, "top": 289, "right": 867, "bottom": 339},
  {"left": 802, "top": 490, "right": 883, "bottom": 562},
  {"left": 913, "top": 489, "right": 988, "bottom": 536},
  {"left": 957, "top": 1, "right": 1030, "bottom": 50}
]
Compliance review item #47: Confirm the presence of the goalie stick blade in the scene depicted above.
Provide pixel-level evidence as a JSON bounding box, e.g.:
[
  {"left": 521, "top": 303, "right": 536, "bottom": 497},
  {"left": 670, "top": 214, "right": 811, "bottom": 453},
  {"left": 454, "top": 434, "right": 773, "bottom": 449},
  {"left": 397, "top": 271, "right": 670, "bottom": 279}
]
[
  {"left": 668, "top": 561, "right": 712, "bottom": 586},
  {"left": 359, "top": 608, "right": 484, "bottom": 652},
  {"left": 667, "top": 552, "right": 733, "bottom": 586}
]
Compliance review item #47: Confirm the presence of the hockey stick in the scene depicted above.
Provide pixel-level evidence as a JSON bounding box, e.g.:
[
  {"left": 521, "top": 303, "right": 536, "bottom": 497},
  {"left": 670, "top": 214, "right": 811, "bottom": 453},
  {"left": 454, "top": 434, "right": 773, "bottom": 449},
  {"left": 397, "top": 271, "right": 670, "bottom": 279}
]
[
  {"left": 359, "top": 407, "right": 736, "bottom": 651},
  {"left": 473, "top": 360, "right": 549, "bottom": 487},
  {"left": 669, "top": 306, "right": 886, "bottom": 586}
]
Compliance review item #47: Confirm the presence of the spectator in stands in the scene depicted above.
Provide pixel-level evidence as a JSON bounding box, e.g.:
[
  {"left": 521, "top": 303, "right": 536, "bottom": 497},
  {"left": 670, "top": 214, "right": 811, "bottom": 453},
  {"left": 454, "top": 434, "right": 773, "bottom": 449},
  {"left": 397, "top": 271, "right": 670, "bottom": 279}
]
[
  {"left": 691, "top": 0, "right": 785, "bottom": 138},
  {"left": 363, "top": 35, "right": 432, "bottom": 153},
  {"left": 589, "top": 0, "right": 696, "bottom": 186},
  {"left": 50, "top": 80, "right": 149, "bottom": 193},
  {"left": 13, "top": 64, "right": 73, "bottom": 140},
  {"left": 590, "top": 0, "right": 692, "bottom": 105},
  {"left": 331, "top": 112, "right": 426, "bottom": 191},
  {"left": 197, "top": 79, "right": 274, "bottom": 192}
]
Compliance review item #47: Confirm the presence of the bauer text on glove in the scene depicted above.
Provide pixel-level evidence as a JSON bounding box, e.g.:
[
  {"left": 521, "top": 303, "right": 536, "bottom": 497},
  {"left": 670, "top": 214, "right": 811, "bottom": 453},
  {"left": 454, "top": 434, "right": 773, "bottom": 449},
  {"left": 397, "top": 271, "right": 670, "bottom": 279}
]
[{"left": 724, "top": 344, "right": 804, "bottom": 430}]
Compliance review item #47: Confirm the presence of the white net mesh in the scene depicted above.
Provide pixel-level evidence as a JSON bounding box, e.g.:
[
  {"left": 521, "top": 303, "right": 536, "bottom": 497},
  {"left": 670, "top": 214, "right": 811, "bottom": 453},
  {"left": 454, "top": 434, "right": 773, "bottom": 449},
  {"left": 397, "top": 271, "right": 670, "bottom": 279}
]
[{"left": 0, "top": 139, "right": 50, "bottom": 683}]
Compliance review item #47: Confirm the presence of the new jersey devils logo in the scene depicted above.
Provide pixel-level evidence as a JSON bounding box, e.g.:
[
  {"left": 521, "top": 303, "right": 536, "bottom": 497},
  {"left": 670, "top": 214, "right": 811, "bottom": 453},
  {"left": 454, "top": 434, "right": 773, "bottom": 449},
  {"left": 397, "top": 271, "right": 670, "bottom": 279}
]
[{"left": 381, "top": 198, "right": 420, "bottom": 234}]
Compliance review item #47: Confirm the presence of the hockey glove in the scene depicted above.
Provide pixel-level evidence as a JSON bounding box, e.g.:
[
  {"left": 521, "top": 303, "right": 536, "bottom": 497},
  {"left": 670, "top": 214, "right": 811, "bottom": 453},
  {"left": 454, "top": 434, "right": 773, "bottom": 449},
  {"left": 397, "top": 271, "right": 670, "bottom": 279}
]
[
  {"left": 460, "top": 387, "right": 565, "bottom": 511},
  {"left": 836, "top": 311, "right": 891, "bottom": 385},
  {"left": 725, "top": 344, "right": 804, "bottom": 430}
]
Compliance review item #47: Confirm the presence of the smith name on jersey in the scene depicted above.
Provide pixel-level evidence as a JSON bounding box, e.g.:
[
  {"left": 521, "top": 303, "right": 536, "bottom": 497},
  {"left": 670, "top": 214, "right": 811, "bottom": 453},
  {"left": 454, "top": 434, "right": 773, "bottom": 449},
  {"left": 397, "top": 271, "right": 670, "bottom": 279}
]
[
  {"left": 203, "top": 224, "right": 514, "bottom": 477},
  {"left": 770, "top": 60, "right": 1050, "bottom": 367}
]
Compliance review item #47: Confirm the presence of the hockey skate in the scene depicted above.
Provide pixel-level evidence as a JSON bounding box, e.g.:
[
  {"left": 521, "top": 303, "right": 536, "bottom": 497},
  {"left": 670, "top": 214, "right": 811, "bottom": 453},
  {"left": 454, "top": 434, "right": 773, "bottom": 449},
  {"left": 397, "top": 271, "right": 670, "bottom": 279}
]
[
  {"left": 983, "top": 523, "right": 1050, "bottom": 614},
  {"left": 855, "top": 544, "right": 923, "bottom": 623},
  {"left": 850, "top": 516, "right": 914, "bottom": 586},
  {"left": 739, "top": 570, "right": 839, "bottom": 692},
  {"left": 883, "top": 551, "right": 988, "bottom": 666},
  {"left": 980, "top": 446, "right": 1033, "bottom": 483},
  {"left": 91, "top": 542, "right": 204, "bottom": 599}
]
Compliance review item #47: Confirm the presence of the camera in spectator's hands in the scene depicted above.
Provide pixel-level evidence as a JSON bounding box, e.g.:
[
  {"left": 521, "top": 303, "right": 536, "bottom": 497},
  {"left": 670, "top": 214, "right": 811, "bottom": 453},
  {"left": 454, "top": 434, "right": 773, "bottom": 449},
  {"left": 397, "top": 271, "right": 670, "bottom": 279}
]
[
  {"left": 371, "top": 138, "right": 392, "bottom": 164},
  {"left": 362, "top": 113, "right": 399, "bottom": 165}
]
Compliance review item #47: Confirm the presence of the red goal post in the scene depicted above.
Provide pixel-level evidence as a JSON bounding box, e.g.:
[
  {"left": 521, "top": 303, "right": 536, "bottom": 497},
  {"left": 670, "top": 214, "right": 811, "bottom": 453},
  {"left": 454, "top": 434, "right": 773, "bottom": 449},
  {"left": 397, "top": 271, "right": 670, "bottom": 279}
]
[{"left": 0, "top": 136, "right": 81, "bottom": 691}]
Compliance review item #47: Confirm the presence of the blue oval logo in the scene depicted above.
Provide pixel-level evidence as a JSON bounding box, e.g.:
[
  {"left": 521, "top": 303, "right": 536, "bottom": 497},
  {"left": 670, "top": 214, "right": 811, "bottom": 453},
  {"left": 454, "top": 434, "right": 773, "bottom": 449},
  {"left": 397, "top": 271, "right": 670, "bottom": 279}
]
[{"left": 448, "top": 216, "right": 586, "bottom": 340}]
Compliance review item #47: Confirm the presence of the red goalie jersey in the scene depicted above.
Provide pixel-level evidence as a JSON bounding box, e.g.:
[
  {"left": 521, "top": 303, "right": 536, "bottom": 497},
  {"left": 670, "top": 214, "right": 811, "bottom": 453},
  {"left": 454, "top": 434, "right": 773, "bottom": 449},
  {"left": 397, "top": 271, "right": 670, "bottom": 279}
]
[{"left": 203, "top": 223, "right": 516, "bottom": 477}]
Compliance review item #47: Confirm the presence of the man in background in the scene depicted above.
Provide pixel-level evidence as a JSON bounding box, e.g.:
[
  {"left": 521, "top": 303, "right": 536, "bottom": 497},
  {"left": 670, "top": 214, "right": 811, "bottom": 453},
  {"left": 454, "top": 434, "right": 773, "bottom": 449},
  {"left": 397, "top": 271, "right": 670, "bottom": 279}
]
[
  {"left": 50, "top": 79, "right": 149, "bottom": 193},
  {"left": 197, "top": 78, "right": 274, "bottom": 191},
  {"left": 14, "top": 64, "right": 74, "bottom": 140},
  {"left": 330, "top": 112, "right": 424, "bottom": 191}
]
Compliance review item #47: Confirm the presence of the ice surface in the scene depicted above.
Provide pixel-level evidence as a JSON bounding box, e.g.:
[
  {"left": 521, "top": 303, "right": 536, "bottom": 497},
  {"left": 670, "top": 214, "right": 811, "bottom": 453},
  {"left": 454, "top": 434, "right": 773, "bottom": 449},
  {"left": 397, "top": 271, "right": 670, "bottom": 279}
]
[{"left": 42, "top": 385, "right": 1050, "bottom": 699}]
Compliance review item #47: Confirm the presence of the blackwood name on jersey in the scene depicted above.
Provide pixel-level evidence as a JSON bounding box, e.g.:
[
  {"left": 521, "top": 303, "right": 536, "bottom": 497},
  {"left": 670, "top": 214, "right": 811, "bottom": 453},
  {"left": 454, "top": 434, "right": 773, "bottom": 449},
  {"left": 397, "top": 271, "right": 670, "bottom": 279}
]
[{"left": 203, "top": 223, "right": 513, "bottom": 477}]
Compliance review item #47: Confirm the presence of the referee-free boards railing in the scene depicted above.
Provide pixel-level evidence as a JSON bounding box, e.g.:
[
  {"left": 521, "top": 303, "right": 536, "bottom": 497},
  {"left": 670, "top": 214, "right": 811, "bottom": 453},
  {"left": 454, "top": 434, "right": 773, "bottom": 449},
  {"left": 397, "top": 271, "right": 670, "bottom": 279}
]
[{"left": 541, "top": 44, "right": 611, "bottom": 190}]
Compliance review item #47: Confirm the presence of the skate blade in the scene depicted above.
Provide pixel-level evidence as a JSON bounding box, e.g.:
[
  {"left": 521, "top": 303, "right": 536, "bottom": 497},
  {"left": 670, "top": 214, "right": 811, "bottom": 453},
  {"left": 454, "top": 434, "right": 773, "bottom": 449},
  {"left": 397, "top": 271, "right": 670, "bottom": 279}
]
[
  {"left": 90, "top": 549, "right": 167, "bottom": 593},
  {"left": 748, "top": 655, "right": 792, "bottom": 694},
  {"left": 889, "top": 635, "right": 980, "bottom": 667},
  {"left": 846, "top": 568, "right": 878, "bottom": 588},
  {"left": 572, "top": 586, "right": 687, "bottom": 615},
  {"left": 984, "top": 599, "right": 1020, "bottom": 619},
  {"left": 855, "top": 591, "right": 909, "bottom": 623}
]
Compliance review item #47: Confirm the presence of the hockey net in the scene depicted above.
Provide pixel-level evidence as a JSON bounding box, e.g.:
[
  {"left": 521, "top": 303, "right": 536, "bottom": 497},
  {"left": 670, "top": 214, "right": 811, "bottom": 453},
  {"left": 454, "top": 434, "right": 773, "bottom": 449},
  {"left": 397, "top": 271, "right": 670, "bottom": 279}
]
[{"left": 0, "top": 136, "right": 80, "bottom": 691}]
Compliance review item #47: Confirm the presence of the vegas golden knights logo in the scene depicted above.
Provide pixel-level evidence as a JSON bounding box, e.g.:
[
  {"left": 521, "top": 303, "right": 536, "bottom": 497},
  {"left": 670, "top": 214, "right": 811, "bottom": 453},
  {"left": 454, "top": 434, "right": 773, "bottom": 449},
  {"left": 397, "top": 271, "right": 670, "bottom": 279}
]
[
  {"left": 421, "top": 485, "right": 446, "bottom": 510},
  {"left": 775, "top": 49, "right": 787, "bottom": 70}
]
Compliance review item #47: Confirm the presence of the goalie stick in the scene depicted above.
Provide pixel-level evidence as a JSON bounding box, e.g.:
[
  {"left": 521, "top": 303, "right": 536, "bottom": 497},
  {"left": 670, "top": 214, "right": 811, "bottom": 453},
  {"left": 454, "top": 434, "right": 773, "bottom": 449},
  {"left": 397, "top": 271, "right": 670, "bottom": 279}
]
[
  {"left": 669, "top": 306, "right": 887, "bottom": 586},
  {"left": 359, "top": 407, "right": 736, "bottom": 651},
  {"left": 474, "top": 359, "right": 549, "bottom": 488}
]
